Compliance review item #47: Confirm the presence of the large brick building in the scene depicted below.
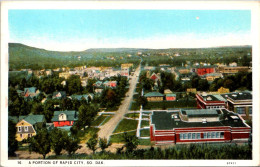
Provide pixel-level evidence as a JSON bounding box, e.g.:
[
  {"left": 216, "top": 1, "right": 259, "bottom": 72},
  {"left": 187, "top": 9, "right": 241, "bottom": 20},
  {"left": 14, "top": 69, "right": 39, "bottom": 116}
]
[{"left": 150, "top": 109, "right": 251, "bottom": 144}]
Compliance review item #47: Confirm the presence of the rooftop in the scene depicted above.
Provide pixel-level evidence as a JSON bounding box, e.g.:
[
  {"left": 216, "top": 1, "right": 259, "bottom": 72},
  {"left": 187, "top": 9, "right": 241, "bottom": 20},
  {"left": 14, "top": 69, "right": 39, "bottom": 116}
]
[
  {"left": 151, "top": 109, "right": 248, "bottom": 130},
  {"left": 144, "top": 92, "right": 164, "bottom": 97},
  {"left": 221, "top": 92, "right": 252, "bottom": 101}
]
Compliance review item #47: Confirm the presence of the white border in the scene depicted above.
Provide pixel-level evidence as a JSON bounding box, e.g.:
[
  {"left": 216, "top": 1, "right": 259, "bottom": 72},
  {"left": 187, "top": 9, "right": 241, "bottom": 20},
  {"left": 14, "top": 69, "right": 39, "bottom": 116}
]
[{"left": 1, "top": 1, "right": 260, "bottom": 166}]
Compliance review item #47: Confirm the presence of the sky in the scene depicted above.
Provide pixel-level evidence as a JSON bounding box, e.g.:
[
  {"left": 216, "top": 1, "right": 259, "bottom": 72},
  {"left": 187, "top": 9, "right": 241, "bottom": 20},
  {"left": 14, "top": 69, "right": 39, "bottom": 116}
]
[{"left": 8, "top": 10, "right": 251, "bottom": 51}]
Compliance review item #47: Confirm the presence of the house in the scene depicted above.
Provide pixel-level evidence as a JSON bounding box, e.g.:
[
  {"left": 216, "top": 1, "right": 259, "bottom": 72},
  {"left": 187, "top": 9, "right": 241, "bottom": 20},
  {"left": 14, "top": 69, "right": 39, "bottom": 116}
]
[
  {"left": 229, "top": 62, "right": 238, "bottom": 67},
  {"left": 165, "top": 94, "right": 176, "bottom": 101},
  {"left": 194, "top": 66, "right": 216, "bottom": 76},
  {"left": 52, "top": 91, "right": 66, "bottom": 99},
  {"left": 59, "top": 72, "right": 71, "bottom": 79},
  {"left": 70, "top": 94, "right": 94, "bottom": 102},
  {"left": 93, "top": 81, "right": 103, "bottom": 87},
  {"left": 217, "top": 87, "right": 230, "bottom": 94},
  {"left": 225, "top": 91, "right": 252, "bottom": 120},
  {"left": 150, "top": 109, "right": 251, "bottom": 144},
  {"left": 23, "top": 87, "right": 41, "bottom": 99},
  {"left": 201, "top": 73, "right": 223, "bottom": 82},
  {"left": 11, "top": 115, "right": 45, "bottom": 141},
  {"left": 150, "top": 72, "right": 160, "bottom": 82},
  {"left": 51, "top": 110, "right": 78, "bottom": 127},
  {"left": 164, "top": 89, "right": 173, "bottom": 94},
  {"left": 121, "top": 68, "right": 130, "bottom": 78},
  {"left": 144, "top": 92, "right": 164, "bottom": 102},
  {"left": 103, "top": 81, "right": 117, "bottom": 88},
  {"left": 217, "top": 66, "right": 251, "bottom": 75},
  {"left": 196, "top": 92, "right": 226, "bottom": 109},
  {"left": 187, "top": 88, "right": 197, "bottom": 94}
]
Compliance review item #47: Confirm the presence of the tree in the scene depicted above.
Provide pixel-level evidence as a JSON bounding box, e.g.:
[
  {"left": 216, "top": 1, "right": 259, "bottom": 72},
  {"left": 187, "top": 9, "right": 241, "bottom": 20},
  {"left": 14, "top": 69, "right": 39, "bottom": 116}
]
[
  {"left": 136, "top": 96, "right": 148, "bottom": 108},
  {"left": 50, "top": 128, "right": 67, "bottom": 155},
  {"left": 86, "top": 135, "right": 98, "bottom": 154},
  {"left": 78, "top": 104, "right": 98, "bottom": 130},
  {"left": 64, "top": 135, "right": 81, "bottom": 155},
  {"left": 197, "top": 79, "right": 209, "bottom": 91},
  {"left": 122, "top": 133, "right": 139, "bottom": 153},
  {"left": 99, "top": 137, "right": 111, "bottom": 152},
  {"left": 31, "top": 103, "right": 44, "bottom": 114},
  {"left": 29, "top": 128, "right": 51, "bottom": 159},
  {"left": 66, "top": 75, "right": 83, "bottom": 95},
  {"left": 8, "top": 120, "right": 18, "bottom": 156}
]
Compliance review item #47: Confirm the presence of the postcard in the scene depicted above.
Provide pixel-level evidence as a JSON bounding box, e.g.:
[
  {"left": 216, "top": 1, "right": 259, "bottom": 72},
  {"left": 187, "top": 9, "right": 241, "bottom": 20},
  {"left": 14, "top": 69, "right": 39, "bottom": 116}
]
[{"left": 1, "top": 1, "right": 260, "bottom": 166}]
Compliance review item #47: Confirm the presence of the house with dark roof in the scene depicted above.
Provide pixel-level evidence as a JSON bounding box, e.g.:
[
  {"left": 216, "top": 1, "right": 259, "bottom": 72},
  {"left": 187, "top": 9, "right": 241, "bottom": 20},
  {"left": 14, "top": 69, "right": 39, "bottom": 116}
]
[
  {"left": 69, "top": 94, "right": 94, "bottom": 102},
  {"left": 51, "top": 110, "right": 78, "bottom": 127},
  {"left": 165, "top": 94, "right": 176, "bottom": 101},
  {"left": 23, "top": 87, "right": 41, "bottom": 99},
  {"left": 150, "top": 109, "right": 251, "bottom": 144},
  {"left": 225, "top": 91, "right": 252, "bottom": 120},
  {"left": 144, "top": 92, "right": 164, "bottom": 102},
  {"left": 12, "top": 115, "right": 45, "bottom": 141},
  {"left": 52, "top": 91, "right": 66, "bottom": 99}
]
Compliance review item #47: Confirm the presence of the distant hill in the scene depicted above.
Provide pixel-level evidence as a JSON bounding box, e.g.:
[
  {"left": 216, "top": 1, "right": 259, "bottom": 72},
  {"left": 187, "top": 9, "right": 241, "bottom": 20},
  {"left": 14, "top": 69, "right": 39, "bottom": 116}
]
[{"left": 8, "top": 43, "right": 252, "bottom": 70}]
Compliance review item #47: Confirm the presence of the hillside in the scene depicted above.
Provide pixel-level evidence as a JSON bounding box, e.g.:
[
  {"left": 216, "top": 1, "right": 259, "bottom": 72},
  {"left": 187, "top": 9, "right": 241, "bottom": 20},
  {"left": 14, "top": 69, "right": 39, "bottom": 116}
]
[{"left": 8, "top": 43, "right": 252, "bottom": 70}]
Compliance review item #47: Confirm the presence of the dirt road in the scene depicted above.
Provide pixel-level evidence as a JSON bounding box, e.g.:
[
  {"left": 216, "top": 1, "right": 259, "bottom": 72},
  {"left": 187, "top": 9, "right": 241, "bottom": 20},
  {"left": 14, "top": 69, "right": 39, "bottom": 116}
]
[{"left": 98, "top": 64, "right": 141, "bottom": 140}]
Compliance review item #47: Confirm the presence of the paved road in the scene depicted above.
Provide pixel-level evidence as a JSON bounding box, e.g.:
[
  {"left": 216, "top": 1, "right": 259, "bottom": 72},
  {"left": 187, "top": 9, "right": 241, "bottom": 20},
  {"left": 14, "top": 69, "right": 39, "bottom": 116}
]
[{"left": 98, "top": 64, "right": 141, "bottom": 140}]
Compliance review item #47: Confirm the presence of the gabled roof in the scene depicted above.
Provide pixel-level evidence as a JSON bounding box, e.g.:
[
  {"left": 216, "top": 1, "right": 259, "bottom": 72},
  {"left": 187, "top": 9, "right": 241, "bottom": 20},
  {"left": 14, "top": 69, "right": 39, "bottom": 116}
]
[
  {"left": 18, "top": 115, "right": 45, "bottom": 125},
  {"left": 166, "top": 94, "right": 176, "bottom": 97},
  {"left": 24, "top": 87, "right": 37, "bottom": 93},
  {"left": 51, "top": 110, "right": 78, "bottom": 122},
  {"left": 144, "top": 92, "right": 164, "bottom": 97},
  {"left": 70, "top": 94, "right": 89, "bottom": 100},
  {"left": 53, "top": 91, "right": 66, "bottom": 98}
]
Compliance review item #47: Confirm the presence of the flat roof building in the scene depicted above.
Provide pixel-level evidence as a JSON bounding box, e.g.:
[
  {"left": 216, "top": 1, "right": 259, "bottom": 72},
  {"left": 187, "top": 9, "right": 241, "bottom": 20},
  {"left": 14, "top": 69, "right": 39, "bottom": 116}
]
[{"left": 150, "top": 109, "right": 251, "bottom": 145}]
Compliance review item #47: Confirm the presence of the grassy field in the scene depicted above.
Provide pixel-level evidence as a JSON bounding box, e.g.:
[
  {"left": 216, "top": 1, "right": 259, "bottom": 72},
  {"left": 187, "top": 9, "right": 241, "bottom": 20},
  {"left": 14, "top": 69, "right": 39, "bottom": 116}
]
[
  {"left": 141, "top": 120, "right": 150, "bottom": 128},
  {"left": 92, "top": 115, "right": 109, "bottom": 126},
  {"left": 140, "top": 129, "right": 150, "bottom": 137},
  {"left": 101, "top": 116, "right": 112, "bottom": 126},
  {"left": 129, "top": 102, "right": 140, "bottom": 110},
  {"left": 110, "top": 131, "right": 137, "bottom": 143},
  {"left": 125, "top": 113, "right": 139, "bottom": 119},
  {"left": 113, "top": 119, "right": 138, "bottom": 134},
  {"left": 138, "top": 139, "right": 151, "bottom": 145},
  {"left": 79, "top": 127, "right": 100, "bottom": 144}
]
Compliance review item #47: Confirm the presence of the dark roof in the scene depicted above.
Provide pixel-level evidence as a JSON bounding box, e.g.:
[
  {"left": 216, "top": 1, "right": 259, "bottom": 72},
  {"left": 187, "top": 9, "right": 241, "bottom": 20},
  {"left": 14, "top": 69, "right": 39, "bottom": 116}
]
[
  {"left": 24, "top": 87, "right": 36, "bottom": 93},
  {"left": 23, "top": 115, "right": 45, "bottom": 125},
  {"left": 226, "top": 92, "right": 252, "bottom": 101},
  {"left": 151, "top": 109, "right": 248, "bottom": 130},
  {"left": 181, "top": 109, "right": 220, "bottom": 118},
  {"left": 144, "top": 92, "right": 164, "bottom": 97},
  {"left": 51, "top": 110, "right": 78, "bottom": 122},
  {"left": 52, "top": 91, "right": 66, "bottom": 98}
]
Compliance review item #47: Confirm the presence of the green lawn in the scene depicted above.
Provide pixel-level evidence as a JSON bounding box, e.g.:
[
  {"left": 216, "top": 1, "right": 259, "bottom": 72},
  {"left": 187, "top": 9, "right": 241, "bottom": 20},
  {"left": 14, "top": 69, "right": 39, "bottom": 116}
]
[
  {"left": 101, "top": 116, "right": 112, "bottom": 126},
  {"left": 92, "top": 115, "right": 108, "bottom": 126},
  {"left": 140, "top": 129, "right": 150, "bottom": 137},
  {"left": 110, "top": 131, "right": 137, "bottom": 143},
  {"left": 138, "top": 139, "right": 151, "bottom": 145},
  {"left": 129, "top": 102, "right": 140, "bottom": 110},
  {"left": 141, "top": 120, "right": 150, "bottom": 128},
  {"left": 125, "top": 113, "right": 139, "bottom": 119},
  {"left": 79, "top": 127, "right": 100, "bottom": 144},
  {"left": 113, "top": 119, "right": 138, "bottom": 134},
  {"left": 142, "top": 115, "right": 150, "bottom": 119}
]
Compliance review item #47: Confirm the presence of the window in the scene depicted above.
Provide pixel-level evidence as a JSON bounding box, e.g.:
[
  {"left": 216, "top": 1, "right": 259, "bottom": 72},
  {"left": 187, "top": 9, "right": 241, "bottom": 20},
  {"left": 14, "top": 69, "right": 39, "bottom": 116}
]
[
  {"left": 192, "top": 133, "right": 195, "bottom": 139},
  {"left": 24, "top": 126, "right": 28, "bottom": 132},
  {"left": 197, "top": 133, "right": 201, "bottom": 139},
  {"left": 18, "top": 126, "right": 21, "bottom": 132},
  {"left": 28, "top": 134, "right": 31, "bottom": 138},
  {"left": 188, "top": 133, "right": 191, "bottom": 139},
  {"left": 203, "top": 133, "right": 207, "bottom": 139},
  {"left": 180, "top": 133, "right": 183, "bottom": 140},
  {"left": 211, "top": 132, "right": 215, "bottom": 138},
  {"left": 20, "top": 134, "right": 23, "bottom": 138},
  {"left": 207, "top": 132, "right": 211, "bottom": 138},
  {"left": 220, "top": 132, "right": 224, "bottom": 138},
  {"left": 183, "top": 133, "right": 187, "bottom": 139},
  {"left": 237, "top": 107, "right": 246, "bottom": 114},
  {"left": 216, "top": 132, "right": 220, "bottom": 138},
  {"left": 249, "top": 107, "right": 252, "bottom": 115}
]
